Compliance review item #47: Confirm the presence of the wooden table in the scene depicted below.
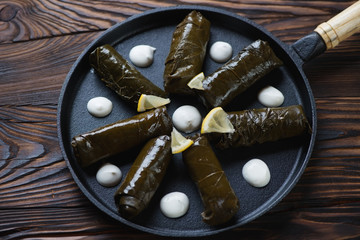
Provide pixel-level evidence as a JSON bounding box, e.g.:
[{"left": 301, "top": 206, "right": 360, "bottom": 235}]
[{"left": 1, "top": 0, "right": 360, "bottom": 239}]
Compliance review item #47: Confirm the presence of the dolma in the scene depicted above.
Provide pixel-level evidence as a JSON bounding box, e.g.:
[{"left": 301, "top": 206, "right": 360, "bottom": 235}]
[
  {"left": 198, "top": 40, "right": 283, "bottom": 108},
  {"left": 210, "top": 105, "right": 311, "bottom": 149},
  {"left": 114, "top": 135, "right": 172, "bottom": 219},
  {"left": 71, "top": 106, "right": 172, "bottom": 167},
  {"left": 182, "top": 134, "right": 239, "bottom": 226},
  {"left": 89, "top": 44, "right": 167, "bottom": 109},
  {"left": 164, "top": 10, "right": 211, "bottom": 95}
]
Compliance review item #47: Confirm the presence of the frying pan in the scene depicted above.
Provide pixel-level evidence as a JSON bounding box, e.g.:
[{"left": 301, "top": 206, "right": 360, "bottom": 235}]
[{"left": 57, "top": 2, "right": 360, "bottom": 237}]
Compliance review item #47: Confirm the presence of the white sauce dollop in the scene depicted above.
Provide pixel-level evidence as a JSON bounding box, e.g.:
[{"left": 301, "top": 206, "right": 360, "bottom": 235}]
[
  {"left": 257, "top": 86, "right": 284, "bottom": 107},
  {"left": 242, "top": 159, "right": 271, "bottom": 188},
  {"left": 172, "top": 105, "right": 202, "bottom": 133},
  {"left": 129, "top": 45, "right": 156, "bottom": 67},
  {"left": 160, "top": 192, "right": 190, "bottom": 218},
  {"left": 87, "top": 97, "right": 113, "bottom": 117},
  {"left": 96, "top": 163, "right": 122, "bottom": 187},
  {"left": 209, "top": 41, "right": 233, "bottom": 63}
]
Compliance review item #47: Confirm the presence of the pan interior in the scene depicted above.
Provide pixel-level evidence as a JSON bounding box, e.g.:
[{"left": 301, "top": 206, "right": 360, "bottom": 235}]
[{"left": 58, "top": 6, "right": 315, "bottom": 237}]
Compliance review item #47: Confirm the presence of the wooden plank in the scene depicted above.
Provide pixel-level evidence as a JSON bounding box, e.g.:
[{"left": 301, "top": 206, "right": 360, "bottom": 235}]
[
  {"left": 0, "top": 0, "right": 355, "bottom": 43},
  {"left": 0, "top": 0, "right": 153, "bottom": 43},
  {"left": 304, "top": 38, "right": 360, "bottom": 98},
  {"left": 0, "top": 105, "right": 86, "bottom": 208},
  {"left": 1, "top": 1, "right": 360, "bottom": 238},
  {"left": 0, "top": 32, "right": 101, "bottom": 105},
  {"left": 1, "top": 202, "right": 360, "bottom": 239}
]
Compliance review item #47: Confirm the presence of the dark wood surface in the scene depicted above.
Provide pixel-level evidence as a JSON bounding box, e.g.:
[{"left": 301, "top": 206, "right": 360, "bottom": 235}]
[{"left": 1, "top": 0, "right": 360, "bottom": 239}]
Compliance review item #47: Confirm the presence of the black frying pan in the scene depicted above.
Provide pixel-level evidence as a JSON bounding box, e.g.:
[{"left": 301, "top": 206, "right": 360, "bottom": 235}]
[{"left": 57, "top": 3, "right": 360, "bottom": 237}]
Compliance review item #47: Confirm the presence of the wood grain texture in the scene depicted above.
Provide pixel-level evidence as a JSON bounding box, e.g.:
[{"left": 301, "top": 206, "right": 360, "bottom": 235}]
[
  {"left": 0, "top": 32, "right": 100, "bottom": 105},
  {"left": 1, "top": 0, "right": 360, "bottom": 239},
  {"left": 0, "top": 0, "right": 151, "bottom": 43},
  {"left": 315, "top": 1, "right": 360, "bottom": 49},
  {"left": 0, "top": 0, "right": 356, "bottom": 43},
  {"left": 0, "top": 105, "right": 86, "bottom": 208}
]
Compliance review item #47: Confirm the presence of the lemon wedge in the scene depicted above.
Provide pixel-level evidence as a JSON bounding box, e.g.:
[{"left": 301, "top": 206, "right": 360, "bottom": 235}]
[
  {"left": 201, "top": 107, "right": 235, "bottom": 134},
  {"left": 187, "top": 72, "right": 205, "bottom": 90},
  {"left": 171, "top": 128, "right": 194, "bottom": 154},
  {"left": 137, "top": 94, "right": 171, "bottom": 112}
]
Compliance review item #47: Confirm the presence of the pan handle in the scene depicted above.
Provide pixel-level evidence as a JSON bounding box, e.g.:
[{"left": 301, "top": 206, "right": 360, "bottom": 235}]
[
  {"left": 315, "top": 0, "right": 360, "bottom": 50},
  {"left": 292, "top": 1, "right": 360, "bottom": 63}
]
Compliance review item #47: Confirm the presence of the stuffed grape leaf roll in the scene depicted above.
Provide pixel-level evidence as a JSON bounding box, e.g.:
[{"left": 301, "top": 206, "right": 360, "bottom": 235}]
[
  {"left": 198, "top": 40, "right": 283, "bottom": 108},
  {"left": 71, "top": 106, "right": 172, "bottom": 167},
  {"left": 209, "top": 105, "right": 311, "bottom": 149},
  {"left": 163, "top": 10, "right": 211, "bottom": 95},
  {"left": 182, "top": 134, "right": 239, "bottom": 226},
  {"left": 114, "top": 135, "right": 172, "bottom": 219},
  {"left": 89, "top": 44, "right": 167, "bottom": 109}
]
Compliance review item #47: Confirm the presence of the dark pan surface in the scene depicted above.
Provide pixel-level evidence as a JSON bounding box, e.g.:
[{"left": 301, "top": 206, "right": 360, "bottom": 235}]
[{"left": 57, "top": 5, "right": 316, "bottom": 237}]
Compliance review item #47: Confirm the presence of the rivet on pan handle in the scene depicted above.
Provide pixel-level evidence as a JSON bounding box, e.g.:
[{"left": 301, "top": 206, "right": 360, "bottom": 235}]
[{"left": 315, "top": 0, "right": 360, "bottom": 50}]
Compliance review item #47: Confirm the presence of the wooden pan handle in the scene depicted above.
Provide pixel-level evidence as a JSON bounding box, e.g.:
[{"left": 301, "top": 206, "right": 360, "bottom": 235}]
[{"left": 315, "top": 1, "right": 360, "bottom": 50}]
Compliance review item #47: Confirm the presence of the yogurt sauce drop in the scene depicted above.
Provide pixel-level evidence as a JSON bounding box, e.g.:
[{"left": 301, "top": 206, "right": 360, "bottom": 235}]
[
  {"left": 96, "top": 163, "right": 122, "bottom": 187},
  {"left": 160, "top": 192, "right": 190, "bottom": 218},
  {"left": 87, "top": 97, "right": 113, "bottom": 117},
  {"left": 209, "top": 41, "right": 233, "bottom": 63},
  {"left": 172, "top": 105, "right": 202, "bottom": 133},
  {"left": 129, "top": 45, "right": 156, "bottom": 67},
  {"left": 242, "top": 159, "right": 271, "bottom": 188},
  {"left": 257, "top": 86, "right": 284, "bottom": 107}
]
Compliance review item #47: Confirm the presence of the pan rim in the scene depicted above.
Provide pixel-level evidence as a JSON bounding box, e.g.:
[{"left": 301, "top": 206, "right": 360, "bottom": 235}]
[{"left": 57, "top": 5, "right": 317, "bottom": 237}]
